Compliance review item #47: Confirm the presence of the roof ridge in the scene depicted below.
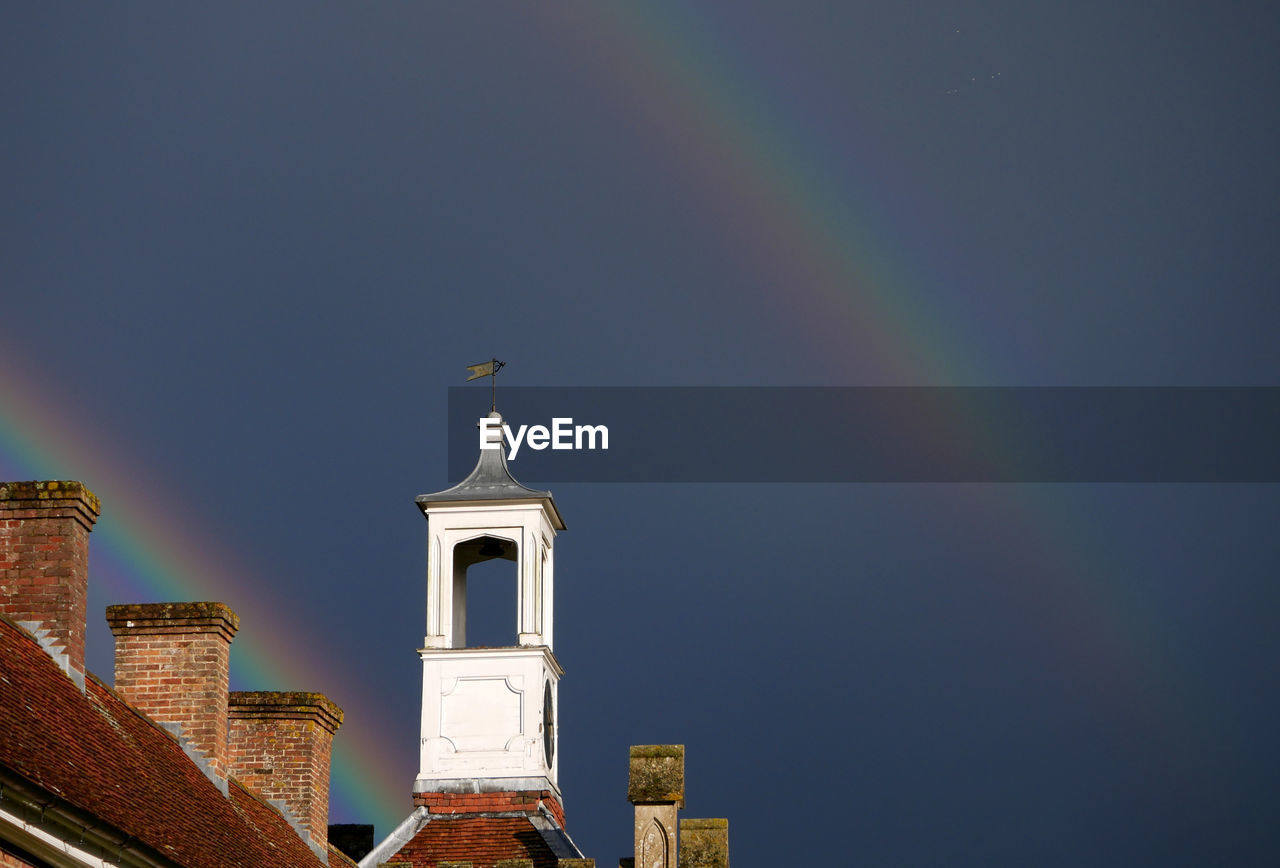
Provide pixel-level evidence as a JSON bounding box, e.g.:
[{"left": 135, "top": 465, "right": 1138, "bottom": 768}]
[{"left": 425, "top": 810, "right": 545, "bottom": 820}]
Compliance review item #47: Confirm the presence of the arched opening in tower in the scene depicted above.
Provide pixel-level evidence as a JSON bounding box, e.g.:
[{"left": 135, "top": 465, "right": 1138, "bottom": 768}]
[{"left": 453, "top": 534, "right": 518, "bottom": 648}]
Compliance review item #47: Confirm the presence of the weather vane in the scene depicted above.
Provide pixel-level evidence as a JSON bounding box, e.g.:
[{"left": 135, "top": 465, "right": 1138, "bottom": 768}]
[{"left": 465, "top": 358, "right": 506, "bottom": 413}]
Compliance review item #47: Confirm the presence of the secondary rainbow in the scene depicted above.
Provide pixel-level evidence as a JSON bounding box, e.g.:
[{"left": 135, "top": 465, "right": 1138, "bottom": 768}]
[{"left": 533, "top": 1, "right": 1179, "bottom": 740}]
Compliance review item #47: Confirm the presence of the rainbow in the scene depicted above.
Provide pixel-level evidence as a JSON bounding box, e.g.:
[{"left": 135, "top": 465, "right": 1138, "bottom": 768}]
[
  {"left": 0, "top": 362, "right": 405, "bottom": 831},
  {"left": 536, "top": 2, "right": 989, "bottom": 385},
  {"left": 530, "top": 1, "right": 1180, "bottom": 740}
]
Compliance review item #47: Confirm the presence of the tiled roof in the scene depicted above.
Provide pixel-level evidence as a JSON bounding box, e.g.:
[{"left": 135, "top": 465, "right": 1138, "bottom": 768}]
[
  {"left": 0, "top": 615, "right": 332, "bottom": 868},
  {"left": 389, "top": 816, "right": 560, "bottom": 868}
]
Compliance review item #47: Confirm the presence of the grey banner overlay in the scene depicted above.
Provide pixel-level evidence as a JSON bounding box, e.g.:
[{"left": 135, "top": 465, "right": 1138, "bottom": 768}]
[{"left": 447, "top": 387, "right": 1280, "bottom": 483}]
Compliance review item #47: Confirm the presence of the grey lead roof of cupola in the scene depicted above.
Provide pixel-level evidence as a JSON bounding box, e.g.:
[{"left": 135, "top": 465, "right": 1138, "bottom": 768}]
[{"left": 416, "top": 412, "right": 565, "bottom": 529}]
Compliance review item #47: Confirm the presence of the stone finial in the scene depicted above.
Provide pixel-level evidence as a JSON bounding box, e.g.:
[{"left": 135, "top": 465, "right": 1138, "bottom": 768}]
[
  {"left": 629, "top": 745, "right": 683, "bottom": 868},
  {"left": 678, "top": 819, "right": 729, "bottom": 868},
  {"left": 557, "top": 861, "right": 595, "bottom": 867},
  {"left": 628, "top": 745, "right": 685, "bottom": 808}
]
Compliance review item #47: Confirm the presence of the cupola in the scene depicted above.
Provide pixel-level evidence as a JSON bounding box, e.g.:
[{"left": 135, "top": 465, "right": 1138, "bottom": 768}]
[{"left": 412, "top": 411, "right": 565, "bottom": 798}]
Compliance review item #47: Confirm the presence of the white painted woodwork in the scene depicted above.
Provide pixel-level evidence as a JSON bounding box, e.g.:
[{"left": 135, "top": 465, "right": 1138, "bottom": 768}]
[
  {"left": 416, "top": 645, "right": 562, "bottom": 792},
  {"left": 422, "top": 503, "right": 558, "bottom": 651},
  {"left": 417, "top": 477, "right": 563, "bottom": 792}
]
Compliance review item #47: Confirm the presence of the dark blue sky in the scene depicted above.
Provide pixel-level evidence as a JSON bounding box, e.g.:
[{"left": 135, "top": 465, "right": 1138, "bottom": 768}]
[{"left": 3, "top": 3, "right": 1279, "bottom": 864}]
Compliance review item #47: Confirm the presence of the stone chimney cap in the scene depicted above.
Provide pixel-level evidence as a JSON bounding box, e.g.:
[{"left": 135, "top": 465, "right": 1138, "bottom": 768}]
[
  {"left": 229, "top": 690, "right": 345, "bottom": 733},
  {"left": 0, "top": 480, "right": 100, "bottom": 526},
  {"left": 106, "top": 602, "right": 240, "bottom": 640},
  {"left": 0, "top": 479, "right": 99, "bottom": 506}
]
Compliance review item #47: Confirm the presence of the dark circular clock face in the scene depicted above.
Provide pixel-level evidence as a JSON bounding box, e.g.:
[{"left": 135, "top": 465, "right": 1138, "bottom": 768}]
[{"left": 542, "top": 681, "right": 555, "bottom": 768}]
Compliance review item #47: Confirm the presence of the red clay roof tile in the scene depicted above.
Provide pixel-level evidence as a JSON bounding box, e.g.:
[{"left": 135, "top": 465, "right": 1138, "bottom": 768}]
[
  {"left": 390, "top": 816, "right": 560, "bottom": 868},
  {"left": 0, "top": 616, "right": 331, "bottom": 868}
]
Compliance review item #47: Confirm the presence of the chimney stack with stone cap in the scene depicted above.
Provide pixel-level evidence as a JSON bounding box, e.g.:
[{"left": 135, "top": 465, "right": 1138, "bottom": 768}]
[
  {"left": 0, "top": 480, "right": 100, "bottom": 690},
  {"left": 228, "top": 690, "right": 344, "bottom": 857},
  {"left": 106, "top": 601, "right": 240, "bottom": 794}
]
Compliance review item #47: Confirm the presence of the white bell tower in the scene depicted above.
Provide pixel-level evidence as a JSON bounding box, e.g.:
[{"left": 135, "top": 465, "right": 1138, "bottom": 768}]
[{"left": 413, "top": 411, "right": 567, "bottom": 797}]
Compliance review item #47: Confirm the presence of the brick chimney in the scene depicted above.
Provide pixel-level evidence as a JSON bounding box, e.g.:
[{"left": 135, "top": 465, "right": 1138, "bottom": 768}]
[
  {"left": 228, "top": 691, "right": 344, "bottom": 856},
  {"left": 0, "top": 480, "right": 100, "bottom": 690},
  {"left": 106, "top": 601, "right": 239, "bottom": 793}
]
